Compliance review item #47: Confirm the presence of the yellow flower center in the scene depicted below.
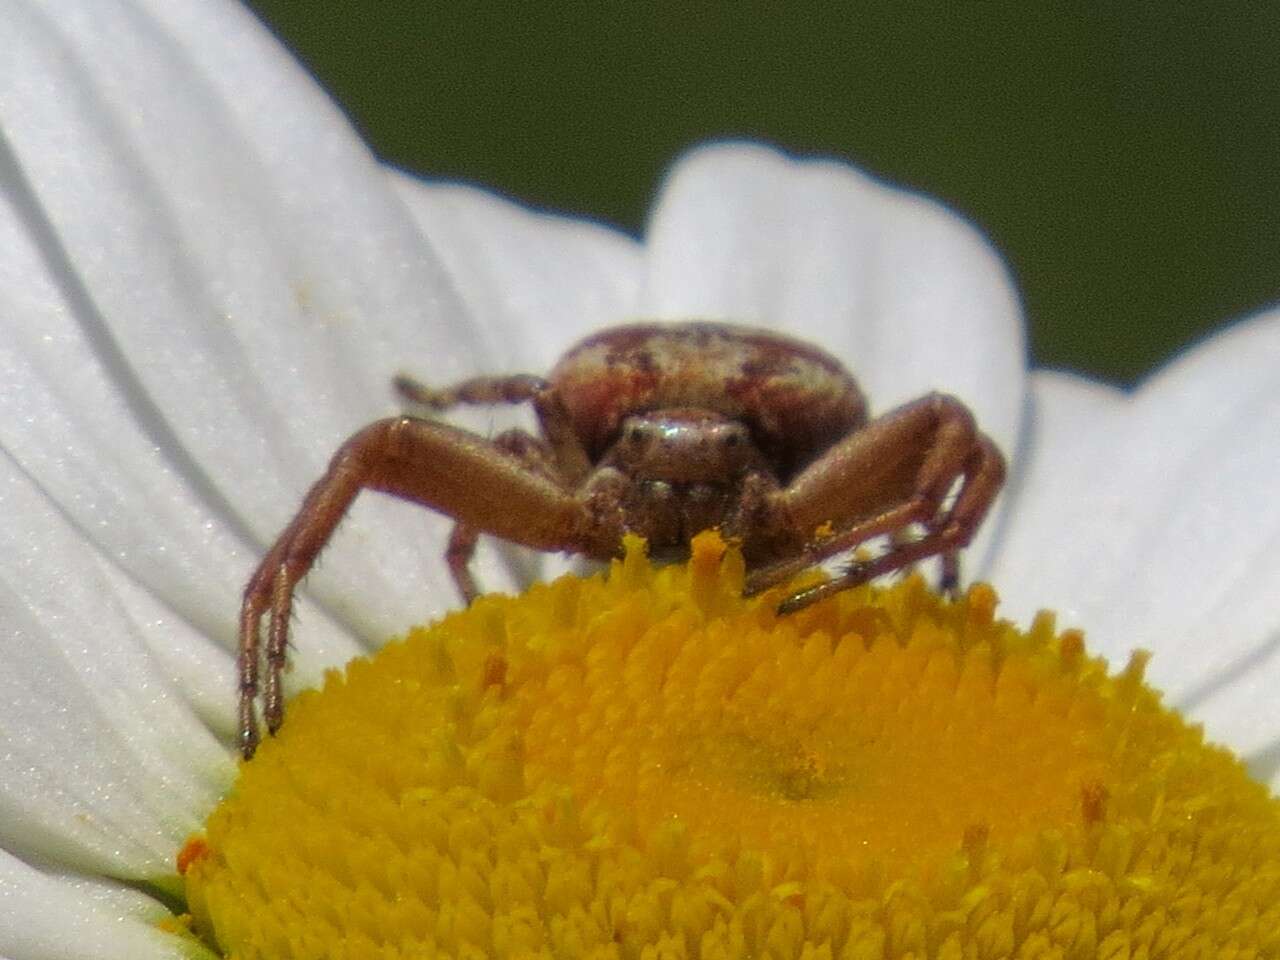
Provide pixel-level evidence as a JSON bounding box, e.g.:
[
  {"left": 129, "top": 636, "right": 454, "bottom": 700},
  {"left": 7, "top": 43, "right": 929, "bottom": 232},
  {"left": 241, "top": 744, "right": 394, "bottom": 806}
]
[{"left": 181, "top": 533, "right": 1280, "bottom": 958}]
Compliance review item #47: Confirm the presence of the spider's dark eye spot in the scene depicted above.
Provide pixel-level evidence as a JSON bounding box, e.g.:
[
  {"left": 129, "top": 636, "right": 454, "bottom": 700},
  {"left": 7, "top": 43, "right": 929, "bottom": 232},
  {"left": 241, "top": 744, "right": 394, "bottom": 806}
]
[
  {"left": 723, "top": 431, "right": 742, "bottom": 448},
  {"left": 627, "top": 425, "right": 645, "bottom": 444}
]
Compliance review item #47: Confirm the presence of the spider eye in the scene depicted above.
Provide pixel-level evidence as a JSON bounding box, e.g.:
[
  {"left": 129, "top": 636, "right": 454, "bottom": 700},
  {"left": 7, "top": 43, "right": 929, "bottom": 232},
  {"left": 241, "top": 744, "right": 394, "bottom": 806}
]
[
  {"left": 723, "top": 430, "right": 743, "bottom": 448},
  {"left": 627, "top": 425, "right": 645, "bottom": 444}
]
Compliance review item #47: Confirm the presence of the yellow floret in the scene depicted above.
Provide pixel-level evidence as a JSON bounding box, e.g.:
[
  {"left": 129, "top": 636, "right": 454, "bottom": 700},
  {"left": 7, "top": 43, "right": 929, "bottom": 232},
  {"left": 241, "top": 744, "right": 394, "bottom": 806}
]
[{"left": 183, "top": 532, "right": 1280, "bottom": 959}]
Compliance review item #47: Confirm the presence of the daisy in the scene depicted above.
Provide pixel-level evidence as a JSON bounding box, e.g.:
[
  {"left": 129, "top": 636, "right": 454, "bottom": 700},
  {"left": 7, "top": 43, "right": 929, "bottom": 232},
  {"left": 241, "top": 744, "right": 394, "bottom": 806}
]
[{"left": 1, "top": 2, "right": 1277, "bottom": 957}]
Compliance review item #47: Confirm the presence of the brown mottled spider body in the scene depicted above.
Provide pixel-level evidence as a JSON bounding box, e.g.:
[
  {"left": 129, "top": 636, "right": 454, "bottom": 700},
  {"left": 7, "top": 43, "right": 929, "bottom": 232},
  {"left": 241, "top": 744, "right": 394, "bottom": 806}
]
[{"left": 238, "top": 322, "right": 1005, "bottom": 757}]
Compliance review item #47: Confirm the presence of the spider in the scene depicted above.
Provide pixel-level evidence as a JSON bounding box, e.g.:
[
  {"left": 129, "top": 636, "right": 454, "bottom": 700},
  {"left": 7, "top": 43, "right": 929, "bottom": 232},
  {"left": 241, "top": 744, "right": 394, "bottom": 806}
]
[{"left": 238, "top": 321, "right": 1005, "bottom": 757}]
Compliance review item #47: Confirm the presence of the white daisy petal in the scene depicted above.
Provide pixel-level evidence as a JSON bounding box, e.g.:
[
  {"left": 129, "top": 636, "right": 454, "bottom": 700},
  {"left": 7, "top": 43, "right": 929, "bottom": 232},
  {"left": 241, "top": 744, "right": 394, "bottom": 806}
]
[
  {"left": 0, "top": 849, "right": 200, "bottom": 960},
  {"left": 1109, "top": 311, "right": 1280, "bottom": 760},
  {"left": 1247, "top": 738, "right": 1280, "bottom": 790},
  {"left": 96, "top": 559, "right": 242, "bottom": 742},
  {"left": 992, "top": 311, "right": 1280, "bottom": 764},
  {"left": 0, "top": 451, "right": 231, "bottom": 879},
  {"left": 637, "top": 142, "right": 1025, "bottom": 573},
  {"left": 0, "top": 0, "right": 482, "bottom": 649},
  {"left": 638, "top": 142, "right": 1025, "bottom": 455},
  {"left": 985, "top": 368, "right": 1130, "bottom": 626},
  {"left": 0, "top": 205, "right": 362, "bottom": 687},
  {"left": 388, "top": 171, "right": 644, "bottom": 372}
]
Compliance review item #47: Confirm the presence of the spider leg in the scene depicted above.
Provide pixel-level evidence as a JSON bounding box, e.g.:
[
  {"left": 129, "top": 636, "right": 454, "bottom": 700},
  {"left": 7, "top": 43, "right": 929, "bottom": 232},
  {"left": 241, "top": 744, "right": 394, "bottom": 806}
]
[
  {"left": 395, "top": 371, "right": 591, "bottom": 484},
  {"left": 938, "top": 549, "right": 962, "bottom": 597},
  {"left": 776, "top": 460, "right": 998, "bottom": 612},
  {"left": 443, "top": 427, "right": 568, "bottom": 604},
  {"left": 393, "top": 371, "right": 548, "bottom": 410},
  {"left": 444, "top": 524, "right": 482, "bottom": 605},
  {"left": 394, "top": 372, "right": 594, "bottom": 603},
  {"left": 743, "top": 499, "right": 931, "bottom": 595},
  {"left": 745, "top": 393, "right": 1004, "bottom": 609},
  {"left": 238, "top": 416, "right": 589, "bottom": 758}
]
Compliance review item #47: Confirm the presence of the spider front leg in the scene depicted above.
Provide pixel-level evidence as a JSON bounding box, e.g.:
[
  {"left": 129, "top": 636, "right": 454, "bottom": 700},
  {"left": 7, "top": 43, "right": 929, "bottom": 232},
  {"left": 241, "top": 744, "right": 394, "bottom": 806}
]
[
  {"left": 442, "top": 428, "right": 569, "bottom": 604},
  {"left": 394, "top": 372, "right": 596, "bottom": 603},
  {"left": 395, "top": 371, "right": 592, "bottom": 485},
  {"left": 745, "top": 393, "right": 1005, "bottom": 611},
  {"left": 238, "top": 416, "right": 590, "bottom": 758}
]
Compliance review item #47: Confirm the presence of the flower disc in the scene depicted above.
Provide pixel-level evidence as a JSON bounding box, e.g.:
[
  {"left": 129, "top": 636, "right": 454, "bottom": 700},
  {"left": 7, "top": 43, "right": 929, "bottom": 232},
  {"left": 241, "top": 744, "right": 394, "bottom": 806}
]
[{"left": 183, "top": 533, "right": 1280, "bottom": 958}]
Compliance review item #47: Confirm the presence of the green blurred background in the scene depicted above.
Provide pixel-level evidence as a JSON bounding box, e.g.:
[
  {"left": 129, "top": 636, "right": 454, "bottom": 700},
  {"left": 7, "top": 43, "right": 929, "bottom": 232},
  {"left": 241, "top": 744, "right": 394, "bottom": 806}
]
[{"left": 245, "top": 3, "right": 1278, "bottom": 386}]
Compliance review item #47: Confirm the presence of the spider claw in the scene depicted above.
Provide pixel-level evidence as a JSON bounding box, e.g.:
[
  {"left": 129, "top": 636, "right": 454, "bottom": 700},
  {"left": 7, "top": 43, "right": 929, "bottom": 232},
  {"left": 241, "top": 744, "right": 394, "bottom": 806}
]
[
  {"left": 938, "top": 551, "right": 961, "bottom": 597},
  {"left": 238, "top": 706, "right": 260, "bottom": 760},
  {"left": 839, "top": 557, "right": 874, "bottom": 586},
  {"left": 776, "top": 582, "right": 828, "bottom": 615}
]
